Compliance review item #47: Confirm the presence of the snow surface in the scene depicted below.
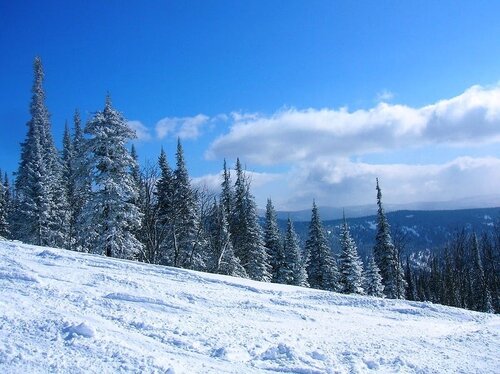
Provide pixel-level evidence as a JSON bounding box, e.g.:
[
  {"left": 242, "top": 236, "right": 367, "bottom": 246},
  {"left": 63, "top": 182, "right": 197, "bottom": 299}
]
[{"left": 0, "top": 239, "right": 499, "bottom": 373}]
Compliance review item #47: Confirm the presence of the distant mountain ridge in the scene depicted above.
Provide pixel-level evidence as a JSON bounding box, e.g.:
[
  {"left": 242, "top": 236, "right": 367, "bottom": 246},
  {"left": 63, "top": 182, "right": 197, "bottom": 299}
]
[
  {"left": 267, "top": 194, "right": 500, "bottom": 221},
  {"left": 273, "top": 207, "right": 500, "bottom": 260}
]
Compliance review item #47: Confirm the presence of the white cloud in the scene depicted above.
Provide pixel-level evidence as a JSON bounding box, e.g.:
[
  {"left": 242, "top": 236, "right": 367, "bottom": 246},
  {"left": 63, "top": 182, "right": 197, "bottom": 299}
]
[
  {"left": 266, "top": 156, "right": 500, "bottom": 210},
  {"left": 206, "top": 85, "right": 500, "bottom": 165},
  {"left": 155, "top": 114, "right": 210, "bottom": 140},
  {"left": 127, "top": 120, "right": 152, "bottom": 141}
]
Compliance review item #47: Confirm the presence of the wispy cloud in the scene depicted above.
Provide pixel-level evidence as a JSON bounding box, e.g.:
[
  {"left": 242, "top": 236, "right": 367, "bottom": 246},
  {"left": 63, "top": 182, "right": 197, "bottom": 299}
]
[
  {"left": 127, "top": 120, "right": 152, "bottom": 141},
  {"left": 206, "top": 84, "right": 500, "bottom": 165},
  {"left": 376, "top": 89, "right": 394, "bottom": 102},
  {"left": 155, "top": 114, "right": 210, "bottom": 140}
]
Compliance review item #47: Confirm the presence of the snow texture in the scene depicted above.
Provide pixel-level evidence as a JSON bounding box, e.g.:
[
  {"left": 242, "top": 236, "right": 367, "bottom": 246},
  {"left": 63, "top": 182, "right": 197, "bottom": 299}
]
[{"left": 0, "top": 239, "right": 499, "bottom": 373}]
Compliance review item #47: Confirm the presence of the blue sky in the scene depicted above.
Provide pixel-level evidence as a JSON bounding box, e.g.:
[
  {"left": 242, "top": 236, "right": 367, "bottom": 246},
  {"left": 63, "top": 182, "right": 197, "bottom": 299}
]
[{"left": 1, "top": 1, "right": 500, "bottom": 210}]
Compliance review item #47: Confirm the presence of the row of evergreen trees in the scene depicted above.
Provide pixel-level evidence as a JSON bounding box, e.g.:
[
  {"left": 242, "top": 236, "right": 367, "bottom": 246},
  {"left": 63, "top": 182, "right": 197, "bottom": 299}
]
[
  {"left": 404, "top": 229, "right": 499, "bottom": 313},
  {"left": 4, "top": 57, "right": 495, "bottom": 312}
]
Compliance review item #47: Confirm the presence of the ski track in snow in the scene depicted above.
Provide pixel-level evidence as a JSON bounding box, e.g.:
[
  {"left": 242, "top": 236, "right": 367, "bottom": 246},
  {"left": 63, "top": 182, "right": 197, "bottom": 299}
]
[{"left": 0, "top": 239, "right": 499, "bottom": 373}]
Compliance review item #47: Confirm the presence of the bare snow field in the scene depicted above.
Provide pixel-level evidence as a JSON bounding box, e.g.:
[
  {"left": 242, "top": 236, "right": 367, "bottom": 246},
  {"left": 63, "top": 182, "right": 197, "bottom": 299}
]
[{"left": 0, "top": 239, "right": 499, "bottom": 373}]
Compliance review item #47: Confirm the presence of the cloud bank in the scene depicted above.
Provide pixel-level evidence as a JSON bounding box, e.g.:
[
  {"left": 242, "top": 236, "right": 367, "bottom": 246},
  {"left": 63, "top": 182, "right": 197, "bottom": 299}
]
[
  {"left": 202, "top": 85, "right": 500, "bottom": 209},
  {"left": 206, "top": 85, "right": 500, "bottom": 165}
]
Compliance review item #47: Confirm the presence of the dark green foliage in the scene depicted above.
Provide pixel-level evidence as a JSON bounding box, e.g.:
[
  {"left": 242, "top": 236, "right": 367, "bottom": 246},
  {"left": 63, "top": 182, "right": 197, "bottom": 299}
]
[
  {"left": 278, "top": 218, "right": 308, "bottom": 286},
  {"left": 373, "top": 179, "right": 406, "bottom": 299},
  {"left": 264, "top": 198, "right": 285, "bottom": 283},
  {"left": 305, "top": 202, "right": 339, "bottom": 291}
]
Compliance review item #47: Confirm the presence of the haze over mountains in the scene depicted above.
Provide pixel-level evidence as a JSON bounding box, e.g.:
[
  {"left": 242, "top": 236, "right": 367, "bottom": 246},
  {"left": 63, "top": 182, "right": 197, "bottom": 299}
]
[{"left": 269, "top": 195, "right": 500, "bottom": 221}]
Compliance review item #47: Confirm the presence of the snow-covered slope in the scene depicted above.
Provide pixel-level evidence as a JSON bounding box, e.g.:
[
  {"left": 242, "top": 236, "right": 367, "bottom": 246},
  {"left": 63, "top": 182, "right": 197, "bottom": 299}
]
[{"left": 0, "top": 240, "right": 499, "bottom": 373}]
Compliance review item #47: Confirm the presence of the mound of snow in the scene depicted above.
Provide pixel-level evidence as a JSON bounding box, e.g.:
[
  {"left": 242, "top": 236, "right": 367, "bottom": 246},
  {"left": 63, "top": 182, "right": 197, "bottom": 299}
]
[
  {"left": 63, "top": 322, "right": 95, "bottom": 339},
  {"left": 0, "top": 238, "right": 499, "bottom": 373}
]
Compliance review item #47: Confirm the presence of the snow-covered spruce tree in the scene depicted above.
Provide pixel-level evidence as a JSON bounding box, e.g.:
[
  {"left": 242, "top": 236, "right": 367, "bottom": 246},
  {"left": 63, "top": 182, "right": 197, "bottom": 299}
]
[
  {"left": 373, "top": 178, "right": 405, "bottom": 299},
  {"left": 80, "top": 95, "right": 143, "bottom": 259},
  {"left": 61, "top": 122, "right": 76, "bottom": 249},
  {"left": 156, "top": 147, "right": 175, "bottom": 264},
  {"left": 305, "top": 202, "right": 339, "bottom": 291},
  {"left": 220, "top": 159, "right": 234, "bottom": 222},
  {"left": 0, "top": 171, "right": 9, "bottom": 238},
  {"left": 232, "top": 159, "right": 271, "bottom": 281},
  {"left": 206, "top": 199, "right": 247, "bottom": 277},
  {"left": 72, "top": 110, "right": 93, "bottom": 252},
  {"left": 364, "top": 256, "right": 385, "bottom": 297},
  {"left": 278, "top": 218, "right": 308, "bottom": 287},
  {"left": 338, "top": 214, "right": 364, "bottom": 294},
  {"left": 264, "top": 198, "right": 285, "bottom": 282},
  {"left": 130, "top": 144, "right": 143, "bottom": 203},
  {"left": 13, "top": 57, "right": 69, "bottom": 247},
  {"left": 170, "top": 139, "right": 206, "bottom": 270}
]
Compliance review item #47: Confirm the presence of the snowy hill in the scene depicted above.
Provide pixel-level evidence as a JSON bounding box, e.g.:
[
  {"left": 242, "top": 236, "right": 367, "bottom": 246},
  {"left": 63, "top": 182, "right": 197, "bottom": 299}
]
[{"left": 1, "top": 240, "right": 499, "bottom": 373}]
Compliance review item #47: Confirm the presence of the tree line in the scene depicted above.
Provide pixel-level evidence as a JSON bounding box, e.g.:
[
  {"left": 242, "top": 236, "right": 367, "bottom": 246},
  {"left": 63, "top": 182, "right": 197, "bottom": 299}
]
[{"left": 0, "top": 58, "right": 497, "bottom": 313}]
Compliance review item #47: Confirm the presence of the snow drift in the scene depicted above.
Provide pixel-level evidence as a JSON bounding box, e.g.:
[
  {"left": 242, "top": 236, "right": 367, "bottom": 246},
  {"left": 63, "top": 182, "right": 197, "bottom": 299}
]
[{"left": 0, "top": 239, "right": 498, "bottom": 373}]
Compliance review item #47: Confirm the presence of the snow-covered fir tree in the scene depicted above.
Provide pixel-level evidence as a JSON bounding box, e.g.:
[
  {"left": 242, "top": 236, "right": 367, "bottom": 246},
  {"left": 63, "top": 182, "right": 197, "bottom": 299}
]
[
  {"left": 61, "top": 122, "right": 75, "bottom": 248},
  {"left": 170, "top": 139, "right": 206, "bottom": 270},
  {"left": 80, "top": 95, "right": 143, "bottom": 259},
  {"left": 13, "top": 57, "right": 69, "bottom": 247},
  {"left": 156, "top": 147, "right": 175, "bottom": 264},
  {"left": 338, "top": 214, "right": 364, "bottom": 294},
  {"left": 130, "top": 144, "right": 143, "bottom": 203},
  {"left": 278, "top": 218, "right": 308, "bottom": 287},
  {"left": 220, "top": 159, "right": 233, "bottom": 221},
  {"left": 373, "top": 178, "right": 406, "bottom": 299},
  {"left": 264, "top": 198, "right": 285, "bottom": 282},
  {"left": 206, "top": 199, "right": 246, "bottom": 277},
  {"left": 364, "top": 256, "right": 385, "bottom": 297},
  {"left": 0, "top": 171, "right": 9, "bottom": 238},
  {"left": 71, "top": 110, "right": 93, "bottom": 252},
  {"left": 305, "top": 202, "right": 339, "bottom": 291},
  {"left": 232, "top": 159, "right": 271, "bottom": 281}
]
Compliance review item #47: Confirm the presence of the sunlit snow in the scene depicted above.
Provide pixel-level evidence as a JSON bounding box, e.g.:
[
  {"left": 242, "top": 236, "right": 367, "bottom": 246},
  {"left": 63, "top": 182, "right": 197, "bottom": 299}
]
[{"left": 0, "top": 239, "right": 499, "bottom": 373}]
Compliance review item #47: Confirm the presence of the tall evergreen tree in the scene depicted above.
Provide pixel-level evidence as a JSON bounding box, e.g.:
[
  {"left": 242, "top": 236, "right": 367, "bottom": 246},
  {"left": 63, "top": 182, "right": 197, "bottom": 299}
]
[
  {"left": 71, "top": 110, "right": 92, "bottom": 251},
  {"left": 14, "top": 57, "right": 68, "bottom": 247},
  {"left": 206, "top": 199, "right": 246, "bottom": 277},
  {"left": 264, "top": 198, "right": 285, "bottom": 282},
  {"left": 232, "top": 159, "right": 271, "bottom": 281},
  {"left": 278, "top": 218, "right": 308, "bottom": 286},
  {"left": 170, "top": 139, "right": 206, "bottom": 269},
  {"left": 305, "top": 202, "right": 339, "bottom": 291},
  {"left": 338, "top": 214, "right": 364, "bottom": 294},
  {"left": 61, "top": 122, "right": 75, "bottom": 248},
  {"left": 156, "top": 148, "right": 175, "bottom": 264},
  {"left": 80, "top": 95, "right": 143, "bottom": 259},
  {"left": 373, "top": 178, "right": 405, "bottom": 299},
  {"left": 220, "top": 159, "right": 233, "bottom": 221},
  {"left": 130, "top": 144, "right": 142, "bottom": 198},
  {"left": 364, "top": 256, "right": 385, "bottom": 297},
  {"left": 0, "top": 170, "right": 9, "bottom": 238}
]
